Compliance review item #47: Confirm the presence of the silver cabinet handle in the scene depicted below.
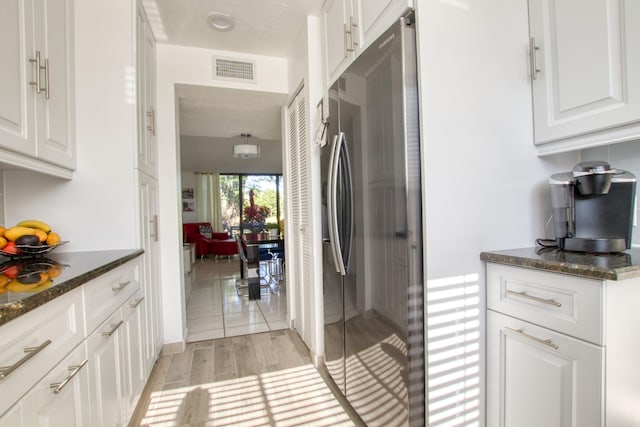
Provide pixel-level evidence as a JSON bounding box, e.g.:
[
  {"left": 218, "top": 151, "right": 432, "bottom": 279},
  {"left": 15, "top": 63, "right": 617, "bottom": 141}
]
[
  {"left": 101, "top": 321, "right": 124, "bottom": 338},
  {"left": 130, "top": 296, "right": 145, "bottom": 308},
  {"left": 150, "top": 214, "right": 158, "bottom": 241},
  {"left": 50, "top": 359, "right": 88, "bottom": 394},
  {"left": 29, "top": 51, "right": 42, "bottom": 94},
  {"left": 506, "top": 289, "right": 561, "bottom": 307},
  {"left": 147, "top": 107, "right": 156, "bottom": 135},
  {"left": 112, "top": 280, "right": 130, "bottom": 293},
  {"left": 0, "top": 340, "right": 52, "bottom": 380},
  {"left": 504, "top": 327, "right": 558, "bottom": 350},
  {"left": 530, "top": 37, "right": 540, "bottom": 80}
]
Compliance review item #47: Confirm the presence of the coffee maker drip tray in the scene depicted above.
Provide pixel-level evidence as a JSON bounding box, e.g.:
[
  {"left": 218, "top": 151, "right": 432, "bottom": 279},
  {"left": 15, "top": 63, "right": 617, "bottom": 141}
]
[{"left": 562, "top": 237, "right": 627, "bottom": 253}]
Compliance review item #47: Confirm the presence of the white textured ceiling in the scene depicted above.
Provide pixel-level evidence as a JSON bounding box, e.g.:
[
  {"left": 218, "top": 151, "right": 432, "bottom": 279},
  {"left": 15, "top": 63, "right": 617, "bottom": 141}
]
[
  {"left": 146, "top": 0, "right": 320, "bottom": 173},
  {"left": 148, "top": 0, "right": 321, "bottom": 57}
]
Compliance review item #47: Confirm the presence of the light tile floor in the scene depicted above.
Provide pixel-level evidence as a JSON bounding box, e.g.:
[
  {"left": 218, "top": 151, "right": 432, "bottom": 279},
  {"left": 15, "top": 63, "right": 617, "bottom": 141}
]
[{"left": 186, "top": 257, "right": 288, "bottom": 342}]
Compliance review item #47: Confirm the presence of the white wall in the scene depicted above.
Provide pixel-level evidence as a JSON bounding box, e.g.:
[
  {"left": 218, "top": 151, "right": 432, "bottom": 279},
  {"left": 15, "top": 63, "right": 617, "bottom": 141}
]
[
  {"left": 415, "top": 0, "right": 577, "bottom": 425},
  {"left": 3, "top": 0, "right": 138, "bottom": 251},
  {"left": 180, "top": 171, "right": 197, "bottom": 224},
  {"left": 156, "top": 44, "right": 288, "bottom": 345}
]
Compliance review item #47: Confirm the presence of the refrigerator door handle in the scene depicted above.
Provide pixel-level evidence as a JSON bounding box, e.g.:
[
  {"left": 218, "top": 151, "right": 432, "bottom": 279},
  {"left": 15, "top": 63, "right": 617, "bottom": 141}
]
[
  {"left": 327, "top": 132, "right": 346, "bottom": 275},
  {"left": 341, "top": 132, "right": 354, "bottom": 272}
]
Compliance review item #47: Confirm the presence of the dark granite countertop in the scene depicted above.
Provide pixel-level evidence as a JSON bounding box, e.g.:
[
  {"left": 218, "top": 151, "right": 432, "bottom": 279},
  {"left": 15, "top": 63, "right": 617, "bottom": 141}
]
[
  {"left": 0, "top": 249, "right": 143, "bottom": 326},
  {"left": 480, "top": 247, "right": 640, "bottom": 281}
]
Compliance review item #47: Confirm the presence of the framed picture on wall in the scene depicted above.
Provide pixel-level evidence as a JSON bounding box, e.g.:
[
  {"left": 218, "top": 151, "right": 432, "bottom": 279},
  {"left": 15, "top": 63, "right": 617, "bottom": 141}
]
[
  {"left": 182, "top": 188, "right": 194, "bottom": 199},
  {"left": 183, "top": 200, "right": 194, "bottom": 212}
]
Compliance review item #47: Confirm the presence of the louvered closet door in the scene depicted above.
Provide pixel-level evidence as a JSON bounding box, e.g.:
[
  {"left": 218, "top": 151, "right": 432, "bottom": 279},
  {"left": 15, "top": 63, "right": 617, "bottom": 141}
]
[{"left": 286, "top": 90, "right": 313, "bottom": 340}]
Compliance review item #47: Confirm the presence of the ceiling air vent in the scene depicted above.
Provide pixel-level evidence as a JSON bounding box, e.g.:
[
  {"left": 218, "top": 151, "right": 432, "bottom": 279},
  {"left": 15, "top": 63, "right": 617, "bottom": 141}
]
[{"left": 213, "top": 57, "right": 256, "bottom": 83}]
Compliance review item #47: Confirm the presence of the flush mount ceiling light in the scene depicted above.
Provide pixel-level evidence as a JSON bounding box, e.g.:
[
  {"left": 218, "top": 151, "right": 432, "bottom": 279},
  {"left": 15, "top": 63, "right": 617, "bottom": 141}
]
[
  {"left": 233, "top": 133, "right": 260, "bottom": 159},
  {"left": 209, "top": 12, "right": 235, "bottom": 32}
]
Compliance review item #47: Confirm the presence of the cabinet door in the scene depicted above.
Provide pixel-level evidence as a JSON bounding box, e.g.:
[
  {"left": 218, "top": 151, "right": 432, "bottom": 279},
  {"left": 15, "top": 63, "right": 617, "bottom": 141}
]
[
  {"left": 138, "top": 172, "right": 162, "bottom": 374},
  {"left": 122, "top": 291, "right": 146, "bottom": 414},
  {"left": 87, "top": 310, "right": 125, "bottom": 427},
  {"left": 324, "top": 0, "right": 356, "bottom": 84},
  {"left": 487, "top": 310, "right": 603, "bottom": 427},
  {"left": 33, "top": 0, "right": 75, "bottom": 168},
  {"left": 530, "top": 0, "right": 640, "bottom": 149},
  {"left": 358, "top": 0, "right": 411, "bottom": 50},
  {"left": 0, "top": 344, "right": 90, "bottom": 427},
  {"left": 0, "top": 0, "right": 36, "bottom": 156},
  {"left": 137, "top": 6, "right": 157, "bottom": 178}
]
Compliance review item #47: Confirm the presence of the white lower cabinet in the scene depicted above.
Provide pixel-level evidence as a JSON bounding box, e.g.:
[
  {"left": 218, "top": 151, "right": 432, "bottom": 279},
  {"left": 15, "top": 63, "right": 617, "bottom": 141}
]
[
  {"left": 0, "top": 256, "right": 158, "bottom": 426},
  {"left": 123, "top": 290, "right": 146, "bottom": 418},
  {"left": 87, "top": 309, "right": 126, "bottom": 427},
  {"left": 0, "top": 343, "right": 90, "bottom": 427},
  {"left": 487, "top": 310, "right": 603, "bottom": 427},
  {"left": 486, "top": 262, "right": 640, "bottom": 426}
]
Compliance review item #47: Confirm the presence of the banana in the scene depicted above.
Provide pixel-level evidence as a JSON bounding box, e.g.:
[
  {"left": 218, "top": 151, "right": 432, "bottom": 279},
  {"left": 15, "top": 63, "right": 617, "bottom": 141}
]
[
  {"left": 4, "top": 226, "right": 37, "bottom": 242},
  {"left": 16, "top": 220, "right": 51, "bottom": 233}
]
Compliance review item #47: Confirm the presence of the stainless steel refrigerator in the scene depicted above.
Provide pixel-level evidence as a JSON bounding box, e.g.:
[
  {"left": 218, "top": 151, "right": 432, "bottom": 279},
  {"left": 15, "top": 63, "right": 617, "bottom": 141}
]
[{"left": 321, "top": 11, "right": 424, "bottom": 427}]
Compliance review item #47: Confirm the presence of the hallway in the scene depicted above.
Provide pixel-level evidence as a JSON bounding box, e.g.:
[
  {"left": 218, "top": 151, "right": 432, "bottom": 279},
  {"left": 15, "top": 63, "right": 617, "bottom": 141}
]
[{"left": 185, "top": 257, "right": 288, "bottom": 342}]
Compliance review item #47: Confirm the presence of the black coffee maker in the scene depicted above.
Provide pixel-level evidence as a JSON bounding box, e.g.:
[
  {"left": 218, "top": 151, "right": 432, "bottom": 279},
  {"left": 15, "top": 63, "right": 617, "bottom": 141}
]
[{"left": 549, "top": 161, "right": 636, "bottom": 253}]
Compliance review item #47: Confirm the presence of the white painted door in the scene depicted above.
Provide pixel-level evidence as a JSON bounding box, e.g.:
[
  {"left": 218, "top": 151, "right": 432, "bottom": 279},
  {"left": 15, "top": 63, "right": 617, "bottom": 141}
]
[
  {"left": 487, "top": 310, "right": 603, "bottom": 427},
  {"left": 0, "top": 0, "right": 36, "bottom": 156},
  {"left": 529, "top": 0, "right": 640, "bottom": 146},
  {"left": 286, "top": 89, "right": 314, "bottom": 343},
  {"left": 34, "top": 0, "right": 75, "bottom": 168}
]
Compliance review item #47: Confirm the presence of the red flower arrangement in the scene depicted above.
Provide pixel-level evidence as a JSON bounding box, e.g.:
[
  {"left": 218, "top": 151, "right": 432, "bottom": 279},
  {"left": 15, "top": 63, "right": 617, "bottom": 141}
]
[{"left": 243, "top": 189, "right": 270, "bottom": 223}]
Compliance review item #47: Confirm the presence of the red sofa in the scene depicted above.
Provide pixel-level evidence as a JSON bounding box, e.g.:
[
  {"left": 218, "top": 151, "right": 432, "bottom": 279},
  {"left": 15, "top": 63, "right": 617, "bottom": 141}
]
[{"left": 182, "top": 222, "right": 238, "bottom": 258}]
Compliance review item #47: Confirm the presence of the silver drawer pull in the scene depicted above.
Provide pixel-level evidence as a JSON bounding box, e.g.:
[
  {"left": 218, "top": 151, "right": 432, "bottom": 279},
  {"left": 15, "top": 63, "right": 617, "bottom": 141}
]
[
  {"left": 112, "top": 281, "right": 130, "bottom": 293},
  {"left": 507, "top": 289, "right": 561, "bottom": 307},
  {"left": 0, "top": 340, "right": 52, "bottom": 380},
  {"left": 50, "top": 359, "right": 88, "bottom": 394},
  {"left": 101, "top": 321, "right": 124, "bottom": 338},
  {"left": 130, "top": 296, "right": 145, "bottom": 308},
  {"left": 504, "top": 327, "right": 559, "bottom": 350}
]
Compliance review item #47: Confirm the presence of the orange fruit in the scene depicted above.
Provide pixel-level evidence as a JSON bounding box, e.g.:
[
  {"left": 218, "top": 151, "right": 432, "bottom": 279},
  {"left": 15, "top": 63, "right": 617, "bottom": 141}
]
[
  {"left": 0, "top": 237, "right": 7, "bottom": 249},
  {"left": 47, "top": 264, "right": 63, "bottom": 278},
  {"left": 34, "top": 229, "right": 47, "bottom": 243},
  {"left": 0, "top": 226, "right": 5, "bottom": 238},
  {"left": 46, "top": 232, "right": 61, "bottom": 246}
]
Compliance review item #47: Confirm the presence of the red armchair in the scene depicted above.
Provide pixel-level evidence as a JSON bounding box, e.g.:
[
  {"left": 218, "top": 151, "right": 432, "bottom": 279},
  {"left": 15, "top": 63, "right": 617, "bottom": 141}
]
[{"left": 182, "top": 222, "right": 238, "bottom": 258}]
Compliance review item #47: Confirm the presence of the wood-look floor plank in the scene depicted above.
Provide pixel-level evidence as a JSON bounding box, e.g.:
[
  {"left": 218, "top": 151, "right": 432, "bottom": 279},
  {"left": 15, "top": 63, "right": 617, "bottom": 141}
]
[
  {"left": 164, "top": 345, "right": 195, "bottom": 384},
  {"left": 212, "top": 338, "right": 237, "bottom": 377},
  {"left": 188, "top": 347, "right": 216, "bottom": 386}
]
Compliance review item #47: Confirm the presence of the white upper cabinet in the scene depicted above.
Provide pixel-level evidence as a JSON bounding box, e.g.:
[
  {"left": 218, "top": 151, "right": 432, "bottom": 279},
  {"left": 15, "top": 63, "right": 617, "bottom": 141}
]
[
  {"left": 0, "top": 0, "right": 75, "bottom": 176},
  {"left": 324, "top": 0, "right": 359, "bottom": 85},
  {"left": 0, "top": 0, "right": 36, "bottom": 157},
  {"left": 323, "top": 0, "right": 412, "bottom": 85},
  {"left": 529, "top": 0, "right": 640, "bottom": 155},
  {"left": 137, "top": 5, "right": 157, "bottom": 178}
]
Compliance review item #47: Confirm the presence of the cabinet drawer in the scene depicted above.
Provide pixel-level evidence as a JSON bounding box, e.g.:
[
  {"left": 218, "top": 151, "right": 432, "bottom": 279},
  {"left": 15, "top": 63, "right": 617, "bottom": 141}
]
[
  {"left": 0, "top": 287, "right": 84, "bottom": 417},
  {"left": 486, "top": 263, "right": 603, "bottom": 344},
  {"left": 0, "top": 343, "right": 90, "bottom": 426},
  {"left": 84, "top": 259, "right": 140, "bottom": 334}
]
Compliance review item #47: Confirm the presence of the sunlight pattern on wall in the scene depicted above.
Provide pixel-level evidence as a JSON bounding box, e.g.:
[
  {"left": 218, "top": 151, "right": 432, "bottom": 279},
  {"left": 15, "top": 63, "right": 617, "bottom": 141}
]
[
  {"left": 140, "top": 364, "right": 354, "bottom": 426},
  {"left": 427, "top": 273, "right": 481, "bottom": 426}
]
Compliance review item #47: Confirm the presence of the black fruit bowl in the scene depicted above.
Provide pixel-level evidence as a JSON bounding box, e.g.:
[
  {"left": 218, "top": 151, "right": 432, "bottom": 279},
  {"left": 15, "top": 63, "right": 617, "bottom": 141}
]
[{"left": 0, "top": 241, "right": 68, "bottom": 258}]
